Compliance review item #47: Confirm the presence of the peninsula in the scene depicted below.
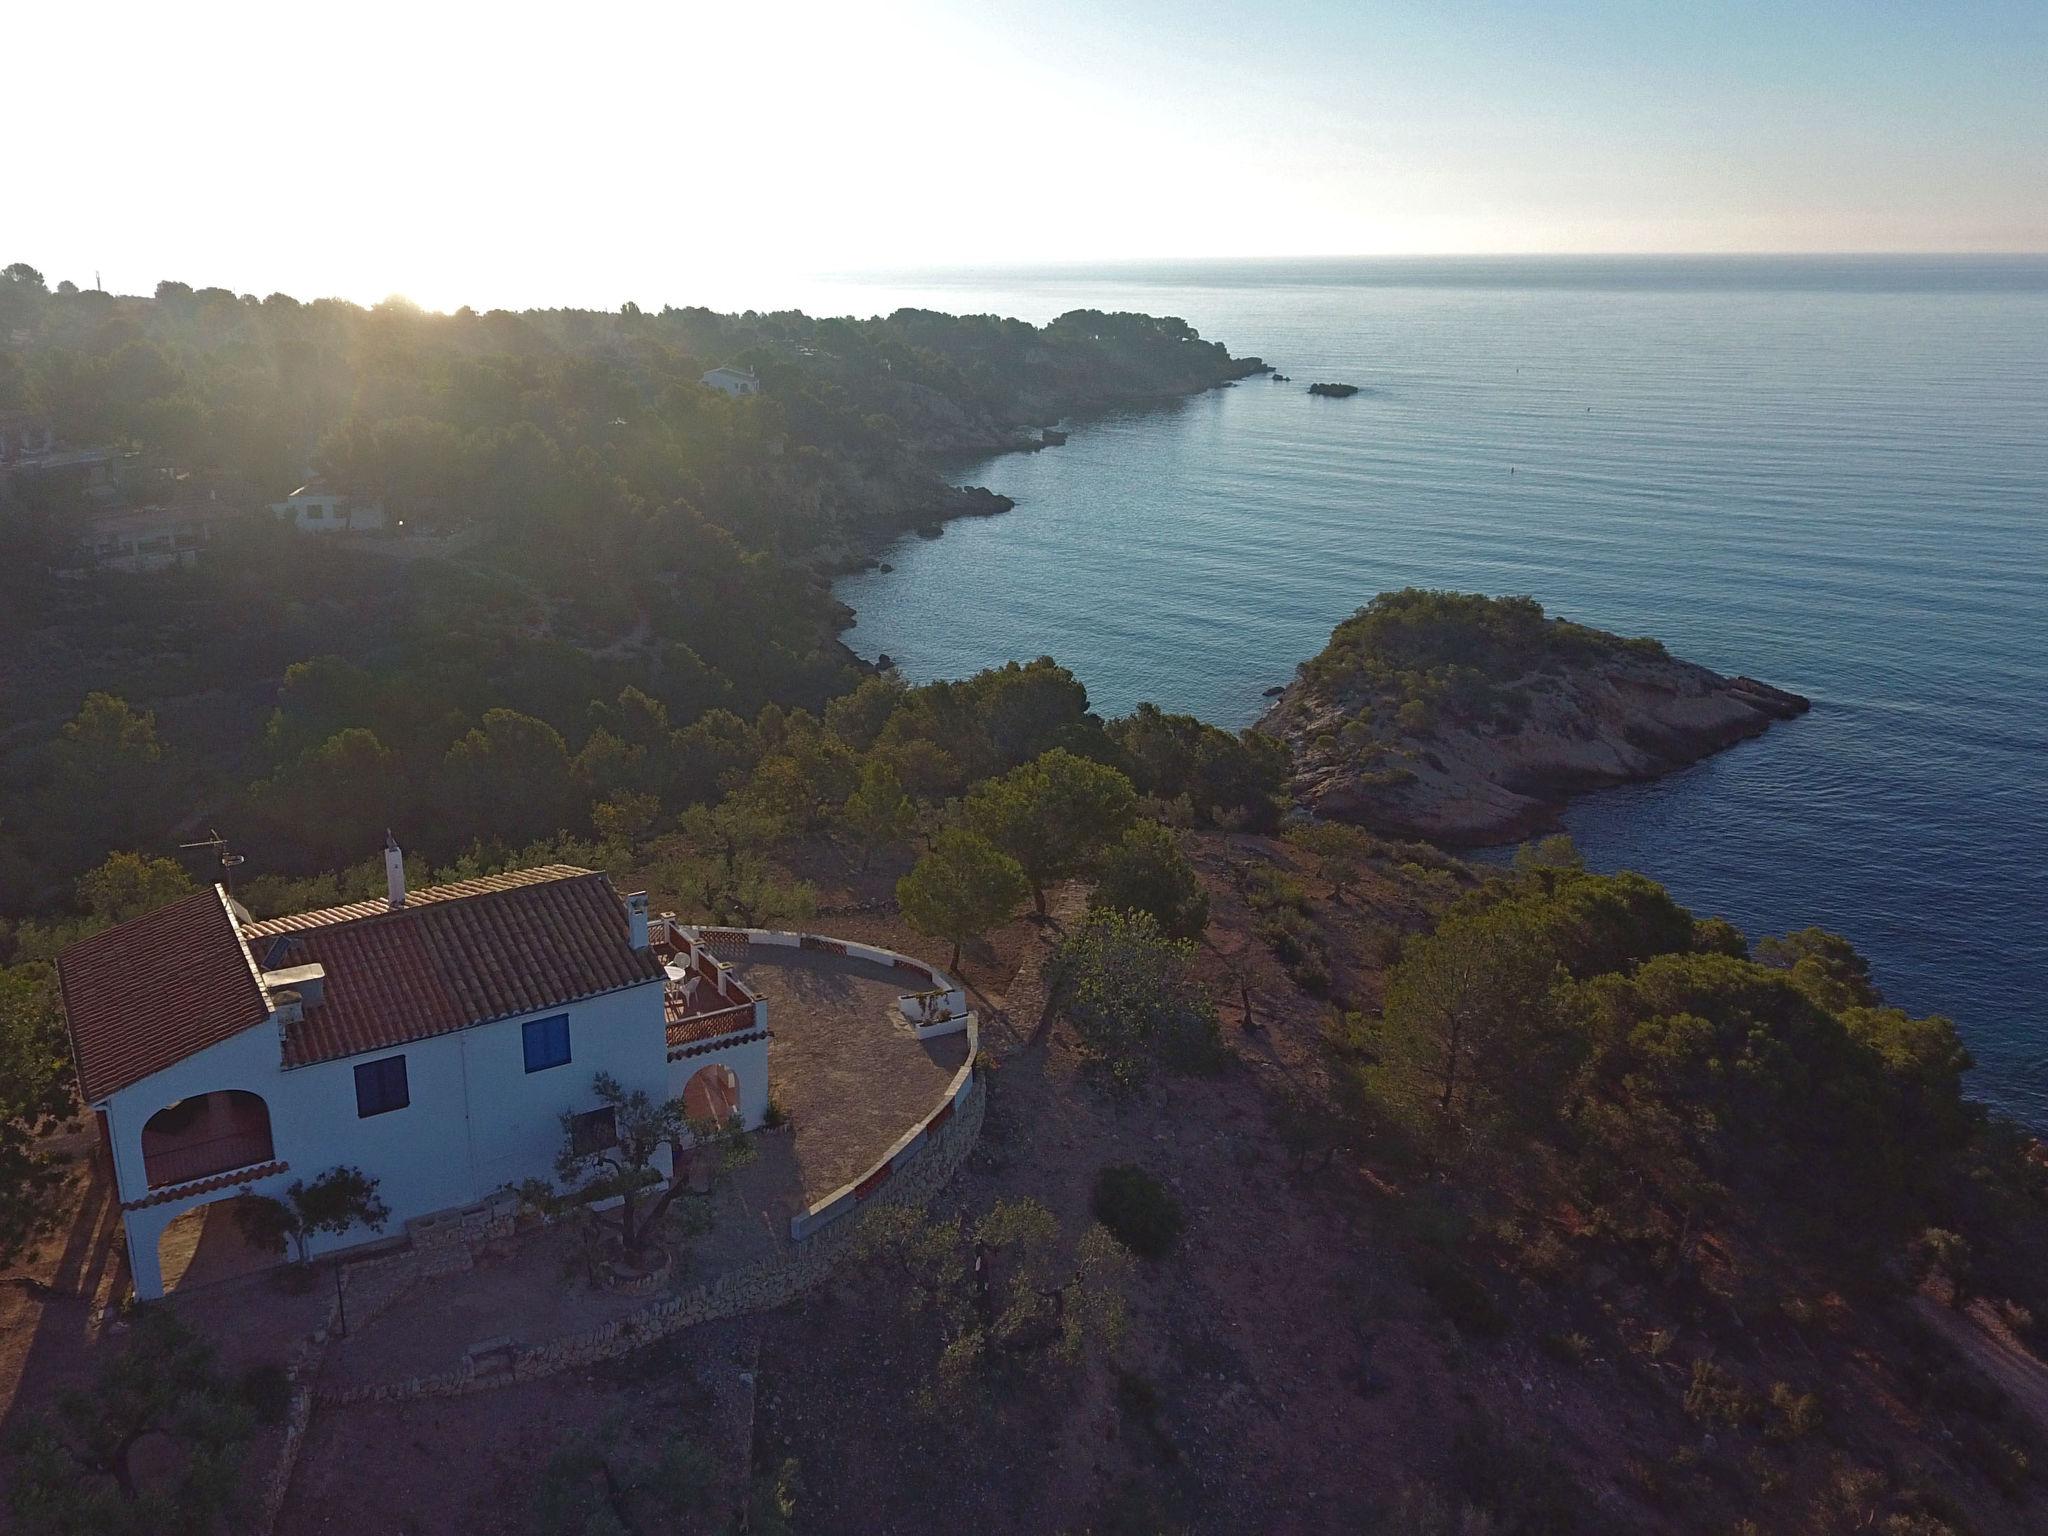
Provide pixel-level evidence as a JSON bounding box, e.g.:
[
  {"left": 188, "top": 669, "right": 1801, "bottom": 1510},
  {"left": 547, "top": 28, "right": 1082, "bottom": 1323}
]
[{"left": 1260, "top": 589, "right": 1809, "bottom": 843}]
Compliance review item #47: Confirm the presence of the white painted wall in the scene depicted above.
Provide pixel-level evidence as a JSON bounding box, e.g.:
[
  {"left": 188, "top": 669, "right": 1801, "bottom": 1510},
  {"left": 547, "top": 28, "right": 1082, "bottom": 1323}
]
[
  {"left": 270, "top": 493, "right": 387, "bottom": 532},
  {"left": 668, "top": 1033, "right": 770, "bottom": 1130},
  {"left": 106, "top": 978, "right": 667, "bottom": 1298}
]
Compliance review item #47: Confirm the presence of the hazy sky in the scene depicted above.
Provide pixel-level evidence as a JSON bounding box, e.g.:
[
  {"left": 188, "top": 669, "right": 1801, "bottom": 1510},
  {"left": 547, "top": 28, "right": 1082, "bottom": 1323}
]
[{"left": 10, "top": 0, "right": 2045, "bottom": 311}]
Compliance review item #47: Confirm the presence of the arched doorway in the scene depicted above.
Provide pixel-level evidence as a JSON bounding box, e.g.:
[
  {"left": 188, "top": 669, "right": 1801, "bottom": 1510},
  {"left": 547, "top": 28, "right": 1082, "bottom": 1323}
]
[
  {"left": 156, "top": 1194, "right": 284, "bottom": 1294},
  {"left": 141, "top": 1090, "right": 274, "bottom": 1189},
  {"left": 681, "top": 1063, "right": 740, "bottom": 1126}
]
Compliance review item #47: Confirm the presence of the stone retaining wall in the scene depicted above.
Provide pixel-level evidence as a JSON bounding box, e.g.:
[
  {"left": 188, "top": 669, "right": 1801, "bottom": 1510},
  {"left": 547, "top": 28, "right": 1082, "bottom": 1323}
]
[
  {"left": 260, "top": 1253, "right": 432, "bottom": 1531},
  {"left": 312, "top": 1070, "right": 983, "bottom": 1407}
]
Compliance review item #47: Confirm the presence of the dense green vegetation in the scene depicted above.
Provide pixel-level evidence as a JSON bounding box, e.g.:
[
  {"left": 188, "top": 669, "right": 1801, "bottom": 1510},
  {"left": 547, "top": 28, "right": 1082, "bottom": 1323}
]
[
  {"left": 1290, "top": 588, "right": 1670, "bottom": 752},
  {"left": 0, "top": 267, "right": 1260, "bottom": 918},
  {"left": 1348, "top": 851, "right": 2009, "bottom": 1272}
]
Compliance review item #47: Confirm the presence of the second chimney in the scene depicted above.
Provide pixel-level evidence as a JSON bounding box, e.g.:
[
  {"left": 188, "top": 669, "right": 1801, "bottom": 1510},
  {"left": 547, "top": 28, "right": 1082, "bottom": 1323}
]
[{"left": 385, "top": 832, "right": 406, "bottom": 909}]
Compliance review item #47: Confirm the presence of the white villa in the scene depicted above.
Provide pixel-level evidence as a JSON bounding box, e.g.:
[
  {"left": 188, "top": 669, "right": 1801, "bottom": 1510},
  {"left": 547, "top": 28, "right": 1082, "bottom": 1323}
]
[
  {"left": 269, "top": 480, "right": 387, "bottom": 533},
  {"left": 56, "top": 847, "right": 770, "bottom": 1299},
  {"left": 699, "top": 365, "right": 761, "bottom": 398}
]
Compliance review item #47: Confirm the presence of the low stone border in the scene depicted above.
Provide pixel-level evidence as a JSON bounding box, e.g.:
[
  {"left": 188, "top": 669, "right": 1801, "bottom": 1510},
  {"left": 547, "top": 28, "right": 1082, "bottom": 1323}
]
[
  {"left": 259, "top": 1200, "right": 507, "bottom": 1530},
  {"left": 312, "top": 1073, "right": 983, "bottom": 1406}
]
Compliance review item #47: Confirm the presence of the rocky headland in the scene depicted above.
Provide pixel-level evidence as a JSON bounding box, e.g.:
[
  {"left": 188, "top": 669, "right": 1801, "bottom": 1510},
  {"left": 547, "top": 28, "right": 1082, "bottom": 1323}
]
[{"left": 1259, "top": 589, "right": 1809, "bottom": 844}]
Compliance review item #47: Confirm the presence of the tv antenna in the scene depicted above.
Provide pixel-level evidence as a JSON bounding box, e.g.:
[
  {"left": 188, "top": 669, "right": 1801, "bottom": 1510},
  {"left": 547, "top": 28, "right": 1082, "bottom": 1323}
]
[{"left": 180, "top": 829, "right": 246, "bottom": 894}]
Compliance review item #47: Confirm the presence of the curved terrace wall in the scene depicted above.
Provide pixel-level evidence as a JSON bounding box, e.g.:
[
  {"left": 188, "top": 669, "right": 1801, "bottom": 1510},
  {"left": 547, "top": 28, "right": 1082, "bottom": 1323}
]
[
  {"left": 674, "top": 925, "right": 980, "bottom": 1241},
  {"left": 314, "top": 1070, "right": 985, "bottom": 1407}
]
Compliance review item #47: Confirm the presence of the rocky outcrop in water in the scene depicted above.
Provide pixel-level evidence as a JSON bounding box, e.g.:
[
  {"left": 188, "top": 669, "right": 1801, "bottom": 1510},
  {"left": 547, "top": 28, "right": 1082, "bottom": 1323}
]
[{"left": 1258, "top": 590, "right": 1809, "bottom": 844}]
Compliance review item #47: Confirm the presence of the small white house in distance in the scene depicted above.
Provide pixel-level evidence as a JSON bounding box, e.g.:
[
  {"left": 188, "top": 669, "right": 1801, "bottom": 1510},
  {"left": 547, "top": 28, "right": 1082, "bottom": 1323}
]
[
  {"left": 270, "top": 480, "right": 387, "bottom": 533},
  {"left": 699, "top": 365, "right": 761, "bottom": 398},
  {"left": 55, "top": 851, "right": 770, "bottom": 1299}
]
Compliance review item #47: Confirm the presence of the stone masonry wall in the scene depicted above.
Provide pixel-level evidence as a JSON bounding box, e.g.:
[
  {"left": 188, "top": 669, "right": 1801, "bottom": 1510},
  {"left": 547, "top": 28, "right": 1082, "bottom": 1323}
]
[{"left": 313, "top": 1069, "right": 984, "bottom": 1408}]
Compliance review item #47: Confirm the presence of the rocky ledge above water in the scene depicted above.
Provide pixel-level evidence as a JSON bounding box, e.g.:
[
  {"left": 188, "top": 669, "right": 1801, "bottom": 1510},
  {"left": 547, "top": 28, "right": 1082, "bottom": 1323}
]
[{"left": 1258, "top": 589, "right": 1809, "bottom": 845}]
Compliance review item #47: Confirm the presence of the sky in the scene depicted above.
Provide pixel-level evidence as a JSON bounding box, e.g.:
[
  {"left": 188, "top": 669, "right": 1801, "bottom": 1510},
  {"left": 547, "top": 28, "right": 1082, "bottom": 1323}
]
[{"left": 8, "top": 0, "right": 2045, "bottom": 312}]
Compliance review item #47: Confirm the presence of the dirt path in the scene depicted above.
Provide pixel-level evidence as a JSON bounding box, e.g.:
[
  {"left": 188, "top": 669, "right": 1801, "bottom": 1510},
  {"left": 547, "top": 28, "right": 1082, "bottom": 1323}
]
[{"left": 1916, "top": 1295, "right": 2048, "bottom": 1437}]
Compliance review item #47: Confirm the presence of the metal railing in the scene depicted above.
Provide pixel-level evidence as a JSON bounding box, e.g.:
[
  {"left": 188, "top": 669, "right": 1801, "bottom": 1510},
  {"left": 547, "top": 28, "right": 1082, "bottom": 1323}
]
[{"left": 143, "top": 1129, "right": 276, "bottom": 1190}]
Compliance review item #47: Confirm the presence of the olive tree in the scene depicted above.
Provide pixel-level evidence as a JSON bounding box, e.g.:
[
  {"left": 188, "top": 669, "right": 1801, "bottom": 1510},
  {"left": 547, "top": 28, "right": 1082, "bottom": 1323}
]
[
  {"left": 549, "top": 1072, "right": 751, "bottom": 1267},
  {"left": 3, "top": 1308, "right": 264, "bottom": 1536}
]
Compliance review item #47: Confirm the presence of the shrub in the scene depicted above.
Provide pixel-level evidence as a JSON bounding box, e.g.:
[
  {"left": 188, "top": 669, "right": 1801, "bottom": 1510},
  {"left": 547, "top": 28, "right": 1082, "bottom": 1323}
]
[
  {"left": 1541, "top": 1331, "right": 1595, "bottom": 1367},
  {"left": 1684, "top": 1359, "right": 1759, "bottom": 1428},
  {"left": 1446, "top": 1412, "right": 1586, "bottom": 1535},
  {"left": 1049, "top": 909, "right": 1224, "bottom": 1091},
  {"left": 1415, "top": 1252, "right": 1507, "bottom": 1338},
  {"left": 1765, "top": 1381, "right": 1823, "bottom": 1443},
  {"left": 1091, "top": 821, "right": 1210, "bottom": 941},
  {"left": 238, "top": 1361, "right": 293, "bottom": 1424},
  {"left": 1092, "top": 1164, "right": 1187, "bottom": 1259}
]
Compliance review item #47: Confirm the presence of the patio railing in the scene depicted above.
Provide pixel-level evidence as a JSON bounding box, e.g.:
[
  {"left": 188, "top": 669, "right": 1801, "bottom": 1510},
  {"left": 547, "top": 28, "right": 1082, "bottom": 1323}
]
[{"left": 143, "top": 1129, "right": 277, "bottom": 1189}]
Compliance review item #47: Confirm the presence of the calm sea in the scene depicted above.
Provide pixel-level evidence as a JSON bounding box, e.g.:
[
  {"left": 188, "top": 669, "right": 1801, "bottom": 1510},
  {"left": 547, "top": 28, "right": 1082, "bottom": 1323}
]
[{"left": 803, "top": 257, "right": 2048, "bottom": 1126}]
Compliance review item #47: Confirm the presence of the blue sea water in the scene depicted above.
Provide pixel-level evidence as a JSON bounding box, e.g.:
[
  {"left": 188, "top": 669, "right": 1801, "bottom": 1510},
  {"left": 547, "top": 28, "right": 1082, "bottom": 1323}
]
[{"left": 809, "top": 257, "right": 2048, "bottom": 1126}]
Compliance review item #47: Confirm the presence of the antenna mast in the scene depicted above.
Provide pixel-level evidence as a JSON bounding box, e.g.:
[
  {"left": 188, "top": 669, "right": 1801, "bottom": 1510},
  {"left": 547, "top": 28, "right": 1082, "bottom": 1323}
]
[{"left": 179, "top": 829, "right": 246, "bottom": 895}]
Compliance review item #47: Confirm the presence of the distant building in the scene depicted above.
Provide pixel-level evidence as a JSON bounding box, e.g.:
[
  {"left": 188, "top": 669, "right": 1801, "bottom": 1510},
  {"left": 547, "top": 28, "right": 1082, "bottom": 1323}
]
[
  {"left": 78, "top": 498, "right": 227, "bottom": 573},
  {"left": 699, "top": 365, "right": 762, "bottom": 398},
  {"left": 0, "top": 411, "right": 126, "bottom": 501},
  {"left": 270, "top": 480, "right": 386, "bottom": 533},
  {"left": 0, "top": 411, "right": 56, "bottom": 463}
]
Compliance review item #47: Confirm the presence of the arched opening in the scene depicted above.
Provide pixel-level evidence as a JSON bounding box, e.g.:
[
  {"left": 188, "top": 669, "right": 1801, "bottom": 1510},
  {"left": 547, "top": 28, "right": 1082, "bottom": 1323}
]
[
  {"left": 681, "top": 1063, "right": 740, "bottom": 1127},
  {"left": 141, "top": 1090, "right": 274, "bottom": 1189},
  {"left": 156, "top": 1193, "right": 284, "bottom": 1294}
]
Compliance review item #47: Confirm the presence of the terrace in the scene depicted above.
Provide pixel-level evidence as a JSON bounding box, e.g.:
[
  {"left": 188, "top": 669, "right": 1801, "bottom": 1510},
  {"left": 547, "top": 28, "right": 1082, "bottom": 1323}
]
[{"left": 653, "top": 923, "right": 763, "bottom": 1054}]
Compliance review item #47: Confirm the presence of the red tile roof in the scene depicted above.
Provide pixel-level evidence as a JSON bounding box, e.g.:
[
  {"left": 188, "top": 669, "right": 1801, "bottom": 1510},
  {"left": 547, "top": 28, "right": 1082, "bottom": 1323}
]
[
  {"left": 244, "top": 867, "right": 662, "bottom": 1068},
  {"left": 242, "top": 865, "right": 600, "bottom": 934},
  {"left": 58, "top": 888, "right": 272, "bottom": 1104}
]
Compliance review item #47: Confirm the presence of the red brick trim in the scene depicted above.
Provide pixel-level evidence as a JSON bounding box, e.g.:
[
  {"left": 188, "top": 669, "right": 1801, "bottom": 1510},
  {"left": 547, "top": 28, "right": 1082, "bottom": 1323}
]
[
  {"left": 122, "top": 1160, "right": 288, "bottom": 1212},
  {"left": 666, "top": 1029, "right": 768, "bottom": 1063},
  {"left": 852, "top": 1162, "right": 892, "bottom": 1201},
  {"left": 925, "top": 1100, "right": 954, "bottom": 1134}
]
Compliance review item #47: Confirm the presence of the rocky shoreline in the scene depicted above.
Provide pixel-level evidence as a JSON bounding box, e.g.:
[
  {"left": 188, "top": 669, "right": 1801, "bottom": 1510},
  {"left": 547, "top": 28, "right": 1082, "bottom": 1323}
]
[
  {"left": 814, "top": 358, "right": 1268, "bottom": 667},
  {"left": 1259, "top": 592, "right": 1810, "bottom": 845}
]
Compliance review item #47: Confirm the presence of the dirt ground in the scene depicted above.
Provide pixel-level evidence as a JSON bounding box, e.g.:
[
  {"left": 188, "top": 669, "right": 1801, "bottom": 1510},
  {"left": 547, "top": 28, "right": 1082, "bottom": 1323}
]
[{"left": 737, "top": 946, "right": 970, "bottom": 1202}]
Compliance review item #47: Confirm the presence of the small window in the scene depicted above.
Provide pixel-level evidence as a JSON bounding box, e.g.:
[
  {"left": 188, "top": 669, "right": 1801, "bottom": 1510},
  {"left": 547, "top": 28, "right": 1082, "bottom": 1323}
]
[
  {"left": 354, "top": 1055, "right": 409, "bottom": 1117},
  {"left": 522, "top": 1014, "right": 571, "bottom": 1073},
  {"left": 569, "top": 1106, "right": 617, "bottom": 1156}
]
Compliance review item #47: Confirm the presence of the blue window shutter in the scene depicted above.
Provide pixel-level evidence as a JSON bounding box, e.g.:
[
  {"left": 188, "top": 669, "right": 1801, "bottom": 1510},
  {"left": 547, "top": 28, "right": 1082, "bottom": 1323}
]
[
  {"left": 354, "top": 1055, "right": 409, "bottom": 1117},
  {"left": 522, "top": 1014, "right": 571, "bottom": 1073}
]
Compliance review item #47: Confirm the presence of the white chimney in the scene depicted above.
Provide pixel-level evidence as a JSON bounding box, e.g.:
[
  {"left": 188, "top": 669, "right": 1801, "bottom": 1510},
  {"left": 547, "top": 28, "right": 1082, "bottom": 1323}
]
[
  {"left": 385, "top": 832, "right": 406, "bottom": 910},
  {"left": 626, "top": 891, "right": 650, "bottom": 951}
]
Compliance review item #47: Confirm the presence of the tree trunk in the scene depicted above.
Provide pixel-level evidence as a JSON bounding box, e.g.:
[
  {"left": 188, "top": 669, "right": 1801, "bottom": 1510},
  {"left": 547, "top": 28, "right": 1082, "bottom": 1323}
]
[
  {"left": 949, "top": 938, "right": 962, "bottom": 972},
  {"left": 1437, "top": 1008, "right": 1463, "bottom": 1116},
  {"left": 1032, "top": 883, "right": 1047, "bottom": 918},
  {"left": 110, "top": 1430, "right": 146, "bottom": 1500}
]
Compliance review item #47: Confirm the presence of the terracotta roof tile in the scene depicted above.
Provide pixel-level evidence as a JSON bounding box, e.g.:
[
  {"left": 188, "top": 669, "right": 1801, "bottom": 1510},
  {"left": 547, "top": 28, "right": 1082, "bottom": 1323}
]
[
  {"left": 242, "top": 865, "right": 599, "bottom": 936},
  {"left": 250, "top": 867, "right": 662, "bottom": 1068},
  {"left": 58, "top": 888, "right": 272, "bottom": 1104}
]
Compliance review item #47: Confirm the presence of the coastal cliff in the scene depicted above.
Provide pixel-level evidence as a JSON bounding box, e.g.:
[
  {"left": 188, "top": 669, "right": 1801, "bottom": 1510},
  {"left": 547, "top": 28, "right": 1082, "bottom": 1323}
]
[
  {"left": 784, "top": 309, "right": 1265, "bottom": 575},
  {"left": 1259, "top": 589, "right": 1809, "bottom": 844}
]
